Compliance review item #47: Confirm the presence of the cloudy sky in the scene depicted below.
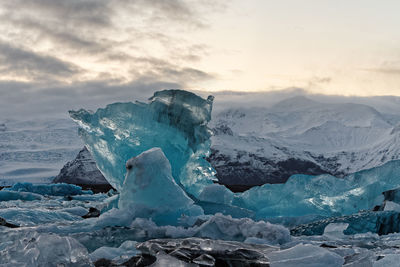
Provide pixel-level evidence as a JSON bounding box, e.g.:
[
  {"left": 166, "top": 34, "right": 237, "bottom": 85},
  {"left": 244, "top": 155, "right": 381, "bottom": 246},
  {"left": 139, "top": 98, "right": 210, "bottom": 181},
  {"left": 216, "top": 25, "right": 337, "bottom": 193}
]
[{"left": 0, "top": 0, "right": 399, "bottom": 118}]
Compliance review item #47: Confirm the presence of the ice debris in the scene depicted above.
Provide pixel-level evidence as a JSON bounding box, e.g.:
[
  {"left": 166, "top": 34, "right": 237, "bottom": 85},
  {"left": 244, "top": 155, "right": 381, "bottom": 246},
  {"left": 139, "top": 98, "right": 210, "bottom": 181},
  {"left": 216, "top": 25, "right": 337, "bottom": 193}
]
[
  {"left": 0, "top": 208, "right": 82, "bottom": 226},
  {"left": 89, "top": 240, "right": 138, "bottom": 264},
  {"left": 267, "top": 243, "right": 344, "bottom": 267},
  {"left": 0, "top": 190, "right": 42, "bottom": 201},
  {"left": 290, "top": 210, "right": 400, "bottom": 236},
  {"left": 136, "top": 237, "right": 275, "bottom": 267},
  {"left": 0, "top": 232, "right": 92, "bottom": 267},
  {"left": 5, "top": 182, "right": 93, "bottom": 196}
]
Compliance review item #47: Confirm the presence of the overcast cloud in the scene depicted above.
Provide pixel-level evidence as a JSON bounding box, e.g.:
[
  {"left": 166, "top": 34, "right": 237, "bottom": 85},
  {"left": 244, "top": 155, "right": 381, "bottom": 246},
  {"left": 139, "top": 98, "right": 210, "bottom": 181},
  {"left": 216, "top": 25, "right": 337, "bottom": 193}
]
[{"left": 0, "top": 0, "right": 225, "bottom": 118}]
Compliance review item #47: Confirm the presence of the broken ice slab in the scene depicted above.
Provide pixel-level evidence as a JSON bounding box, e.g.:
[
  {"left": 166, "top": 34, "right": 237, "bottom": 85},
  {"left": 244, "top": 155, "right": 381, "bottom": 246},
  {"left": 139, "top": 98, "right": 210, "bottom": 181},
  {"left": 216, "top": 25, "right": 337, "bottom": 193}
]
[
  {"left": 0, "top": 190, "right": 42, "bottom": 201},
  {"left": 4, "top": 182, "right": 93, "bottom": 196},
  {"left": 291, "top": 210, "right": 400, "bottom": 236},
  {"left": 119, "top": 148, "right": 203, "bottom": 225},
  {"left": 70, "top": 89, "right": 215, "bottom": 197}
]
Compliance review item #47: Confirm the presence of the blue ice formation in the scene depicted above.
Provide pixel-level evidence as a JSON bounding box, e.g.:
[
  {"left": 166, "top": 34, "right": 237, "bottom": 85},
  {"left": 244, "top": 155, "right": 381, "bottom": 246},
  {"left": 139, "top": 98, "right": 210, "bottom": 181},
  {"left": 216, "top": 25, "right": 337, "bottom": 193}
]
[
  {"left": 234, "top": 159, "right": 400, "bottom": 218},
  {"left": 70, "top": 90, "right": 215, "bottom": 197},
  {"left": 0, "top": 190, "right": 42, "bottom": 201},
  {"left": 119, "top": 148, "right": 203, "bottom": 225},
  {"left": 0, "top": 208, "right": 82, "bottom": 226},
  {"left": 291, "top": 210, "right": 400, "bottom": 236},
  {"left": 5, "top": 182, "right": 93, "bottom": 196},
  {"left": 70, "top": 89, "right": 400, "bottom": 223}
]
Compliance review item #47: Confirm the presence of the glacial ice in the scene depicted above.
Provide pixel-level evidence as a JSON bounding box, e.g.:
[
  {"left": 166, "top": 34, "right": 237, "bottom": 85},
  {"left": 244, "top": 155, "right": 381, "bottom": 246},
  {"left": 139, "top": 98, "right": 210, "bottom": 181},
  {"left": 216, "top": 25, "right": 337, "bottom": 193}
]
[
  {"left": 384, "top": 201, "right": 400, "bottom": 212},
  {"left": 290, "top": 210, "right": 400, "bottom": 236},
  {"left": 322, "top": 223, "right": 349, "bottom": 240},
  {"left": 69, "top": 89, "right": 215, "bottom": 197},
  {"left": 0, "top": 232, "right": 92, "bottom": 267},
  {"left": 198, "top": 184, "right": 234, "bottom": 204},
  {"left": 119, "top": 148, "right": 203, "bottom": 225},
  {"left": 267, "top": 243, "right": 344, "bottom": 267},
  {"left": 5, "top": 182, "right": 93, "bottom": 196},
  {"left": 89, "top": 240, "right": 138, "bottom": 264},
  {"left": 70, "top": 89, "right": 400, "bottom": 223},
  {"left": 234, "top": 159, "right": 400, "bottom": 218},
  {"left": 0, "top": 190, "right": 42, "bottom": 201},
  {"left": 0, "top": 208, "right": 81, "bottom": 226}
]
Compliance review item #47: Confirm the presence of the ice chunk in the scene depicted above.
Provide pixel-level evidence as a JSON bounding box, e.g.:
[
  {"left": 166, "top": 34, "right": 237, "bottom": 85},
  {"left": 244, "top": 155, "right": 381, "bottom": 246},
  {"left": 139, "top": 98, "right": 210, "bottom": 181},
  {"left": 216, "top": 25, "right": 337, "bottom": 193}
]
[
  {"left": 234, "top": 160, "right": 400, "bottom": 218},
  {"left": 384, "top": 201, "right": 400, "bottom": 212},
  {"left": 267, "top": 244, "right": 344, "bottom": 267},
  {"left": 69, "top": 89, "right": 215, "bottom": 197},
  {"left": 62, "top": 207, "right": 91, "bottom": 217},
  {"left": 0, "top": 208, "right": 81, "bottom": 226},
  {"left": 151, "top": 252, "right": 192, "bottom": 267},
  {"left": 119, "top": 148, "right": 203, "bottom": 225},
  {"left": 0, "top": 190, "right": 42, "bottom": 201},
  {"left": 323, "top": 223, "right": 349, "bottom": 240},
  {"left": 373, "top": 254, "right": 400, "bottom": 267},
  {"left": 0, "top": 232, "right": 92, "bottom": 267},
  {"left": 5, "top": 182, "right": 92, "bottom": 196},
  {"left": 193, "top": 214, "right": 290, "bottom": 245},
  {"left": 126, "top": 213, "right": 290, "bottom": 245},
  {"left": 198, "top": 184, "right": 234, "bottom": 204},
  {"left": 136, "top": 237, "right": 274, "bottom": 267},
  {"left": 89, "top": 240, "right": 138, "bottom": 264}
]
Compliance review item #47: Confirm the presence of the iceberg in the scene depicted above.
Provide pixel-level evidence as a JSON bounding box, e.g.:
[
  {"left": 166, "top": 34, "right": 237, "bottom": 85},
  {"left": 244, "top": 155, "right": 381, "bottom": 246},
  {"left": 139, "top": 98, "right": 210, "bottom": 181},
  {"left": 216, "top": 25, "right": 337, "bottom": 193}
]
[
  {"left": 70, "top": 89, "right": 215, "bottom": 197},
  {"left": 290, "top": 210, "right": 400, "bottom": 236},
  {"left": 70, "top": 89, "right": 400, "bottom": 223},
  {"left": 0, "top": 190, "right": 42, "bottom": 201},
  {"left": 119, "top": 148, "right": 203, "bottom": 225},
  {"left": 267, "top": 243, "right": 344, "bottom": 267},
  {"left": 89, "top": 240, "right": 138, "bottom": 264},
  {"left": 0, "top": 208, "right": 82, "bottom": 226},
  {"left": 5, "top": 182, "right": 93, "bottom": 196},
  {"left": 234, "top": 160, "right": 400, "bottom": 218}
]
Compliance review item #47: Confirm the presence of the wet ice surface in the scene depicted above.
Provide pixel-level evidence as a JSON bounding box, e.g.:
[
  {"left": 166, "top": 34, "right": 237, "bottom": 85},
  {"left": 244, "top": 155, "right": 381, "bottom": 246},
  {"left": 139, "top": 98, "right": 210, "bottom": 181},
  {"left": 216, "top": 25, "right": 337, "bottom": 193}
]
[{"left": 1, "top": 192, "right": 400, "bottom": 266}]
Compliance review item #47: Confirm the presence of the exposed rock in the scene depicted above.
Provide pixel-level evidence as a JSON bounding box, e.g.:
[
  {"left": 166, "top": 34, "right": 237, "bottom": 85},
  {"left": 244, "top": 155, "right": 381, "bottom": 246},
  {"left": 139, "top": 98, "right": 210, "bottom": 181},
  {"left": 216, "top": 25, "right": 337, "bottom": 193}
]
[
  {"left": 0, "top": 217, "right": 19, "bottom": 228},
  {"left": 82, "top": 207, "right": 101, "bottom": 219},
  {"left": 53, "top": 147, "right": 109, "bottom": 185}
]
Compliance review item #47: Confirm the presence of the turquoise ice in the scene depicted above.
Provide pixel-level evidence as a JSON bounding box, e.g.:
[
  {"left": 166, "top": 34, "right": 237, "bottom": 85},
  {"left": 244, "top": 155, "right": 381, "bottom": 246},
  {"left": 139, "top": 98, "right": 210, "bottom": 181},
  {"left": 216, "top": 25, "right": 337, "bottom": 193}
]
[
  {"left": 5, "top": 182, "right": 92, "bottom": 196},
  {"left": 70, "top": 89, "right": 400, "bottom": 222},
  {"left": 235, "top": 160, "right": 400, "bottom": 218},
  {"left": 119, "top": 148, "right": 203, "bottom": 225},
  {"left": 70, "top": 90, "right": 215, "bottom": 197}
]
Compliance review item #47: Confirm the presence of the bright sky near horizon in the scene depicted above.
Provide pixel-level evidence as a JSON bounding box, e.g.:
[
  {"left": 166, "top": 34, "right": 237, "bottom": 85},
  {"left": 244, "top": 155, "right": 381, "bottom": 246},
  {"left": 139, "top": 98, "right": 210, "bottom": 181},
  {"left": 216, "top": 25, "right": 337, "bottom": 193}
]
[{"left": 0, "top": 0, "right": 399, "bottom": 117}]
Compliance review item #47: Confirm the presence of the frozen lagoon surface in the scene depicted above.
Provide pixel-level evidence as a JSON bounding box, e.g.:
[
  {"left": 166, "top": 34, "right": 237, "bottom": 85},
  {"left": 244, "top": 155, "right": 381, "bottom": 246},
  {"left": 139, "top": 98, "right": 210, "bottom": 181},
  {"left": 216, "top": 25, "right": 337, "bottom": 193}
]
[{"left": 2, "top": 90, "right": 400, "bottom": 266}]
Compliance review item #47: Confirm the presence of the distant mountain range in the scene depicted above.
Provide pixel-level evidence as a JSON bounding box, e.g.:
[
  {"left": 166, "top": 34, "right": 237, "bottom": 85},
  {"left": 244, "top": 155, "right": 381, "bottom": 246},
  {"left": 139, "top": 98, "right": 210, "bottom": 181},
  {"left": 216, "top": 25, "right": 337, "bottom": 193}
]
[{"left": 209, "top": 95, "right": 400, "bottom": 185}]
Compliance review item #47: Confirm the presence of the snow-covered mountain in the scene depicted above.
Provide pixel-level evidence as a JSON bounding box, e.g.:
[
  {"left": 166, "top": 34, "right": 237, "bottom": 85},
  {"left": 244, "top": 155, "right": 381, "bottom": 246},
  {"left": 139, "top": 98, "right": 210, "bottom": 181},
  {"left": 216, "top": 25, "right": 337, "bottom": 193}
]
[{"left": 209, "top": 95, "right": 400, "bottom": 185}]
